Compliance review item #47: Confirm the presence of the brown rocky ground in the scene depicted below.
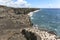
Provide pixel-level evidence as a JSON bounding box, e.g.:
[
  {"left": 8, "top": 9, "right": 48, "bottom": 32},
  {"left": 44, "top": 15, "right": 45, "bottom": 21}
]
[
  {"left": 0, "top": 28, "right": 41, "bottom": 40},
  {"left": 0, "top": 5, "right": 39, "bottom": 30},
  {"left": 0, "top": 5, "right": 40, "bottom": 40},
  {"left": 0, "top": 28, "right": 60, "bottom": 40}
]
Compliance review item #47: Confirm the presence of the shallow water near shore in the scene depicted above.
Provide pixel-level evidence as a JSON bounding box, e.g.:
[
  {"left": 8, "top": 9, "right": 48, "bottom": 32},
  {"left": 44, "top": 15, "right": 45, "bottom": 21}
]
[{"left": 29, "top": 8, "right": 60, "bottom": 36}]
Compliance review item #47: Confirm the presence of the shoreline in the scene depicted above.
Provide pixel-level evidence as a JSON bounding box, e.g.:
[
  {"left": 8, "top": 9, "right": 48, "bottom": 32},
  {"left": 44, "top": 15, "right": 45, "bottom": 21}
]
[
  {"left": 32, "top": 24, "right": 60, "bottom": 37},
  {"left": 28, "top": 9, "right": 58, "bottom": 36},
  {"left": 0, "top": 27, "right": 60, "bottom": 40},
  {"left": 23, "top": 27, "right": 60, "bottom": 40},
  {"left": 27, "top": 9, "right": 60, "bottom": 37},
  {"left": 28, "top": 10, "right": 40, "bottom": 17},
  {"left": 32, "top": 26, "right": 57, "bottom": 35}
]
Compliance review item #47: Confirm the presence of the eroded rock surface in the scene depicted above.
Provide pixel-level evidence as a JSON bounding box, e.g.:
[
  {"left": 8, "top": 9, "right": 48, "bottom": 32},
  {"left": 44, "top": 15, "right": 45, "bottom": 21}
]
[
  {"left": 0, "top": 28, "right": 41, "bottom": 40},
  {"left": 0, "top": 29, "right": 26, "bottom": 40},
  {"left": 21, "top": 29, "right": 39, "bottom": 40},
  {"left": 0, "top": 5, "right": 39, "bottom": 30},
  {"left": 24, "top": 28, "right": 60, "bottom": 40},
  {"left": 0, "top": 28, "right": 60, "bottom": 40},
  {"left": 0, "top": 5, "right": 40, "bottom": 40}
]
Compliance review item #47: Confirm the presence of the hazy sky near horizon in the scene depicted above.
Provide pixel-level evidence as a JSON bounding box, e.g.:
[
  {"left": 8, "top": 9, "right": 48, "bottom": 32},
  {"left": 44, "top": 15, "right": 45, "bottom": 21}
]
[
  {"left": 0, "top": 0, "right": 60, "bottom": 8},
  {"left": 27, "top": 0, "right": 60, "bottom": 8}
]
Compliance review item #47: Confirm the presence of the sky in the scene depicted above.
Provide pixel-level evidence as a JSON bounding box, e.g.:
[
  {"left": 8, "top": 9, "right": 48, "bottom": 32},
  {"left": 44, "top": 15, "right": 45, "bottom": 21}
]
[{"left": 0, "top": 0, "right": 60, "bottom": 8}]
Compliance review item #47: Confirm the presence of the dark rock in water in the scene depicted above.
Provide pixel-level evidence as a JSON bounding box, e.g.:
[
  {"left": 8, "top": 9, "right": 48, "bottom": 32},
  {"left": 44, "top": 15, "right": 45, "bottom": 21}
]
[{"left": 48, "top": 30, "right": 56, "bottom": 35}]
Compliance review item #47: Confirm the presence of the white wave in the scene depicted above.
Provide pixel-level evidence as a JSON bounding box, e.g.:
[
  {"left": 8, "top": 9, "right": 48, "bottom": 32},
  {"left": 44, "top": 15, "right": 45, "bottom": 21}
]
[
  {"left": 31, "top": 17, "right": 34, "bottom": 19},
  {"left": 32, "top": 24, "right": 39, "bottom": 29},
  {"left": 28, "top": 10, "right": 40, "bottom": 17}
]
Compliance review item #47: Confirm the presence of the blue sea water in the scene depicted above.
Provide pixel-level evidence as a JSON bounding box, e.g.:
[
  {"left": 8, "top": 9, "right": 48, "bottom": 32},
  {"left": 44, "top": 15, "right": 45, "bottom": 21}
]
[{"left": 30, "top": 8, "right": 60, "bottom": 36}]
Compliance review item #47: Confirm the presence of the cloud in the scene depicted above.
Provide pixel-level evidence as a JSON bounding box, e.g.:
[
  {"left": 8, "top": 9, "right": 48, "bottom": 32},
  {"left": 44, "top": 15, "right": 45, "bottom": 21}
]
[{"left": 0, "top": 0, "right": 31, "bottom": 8}]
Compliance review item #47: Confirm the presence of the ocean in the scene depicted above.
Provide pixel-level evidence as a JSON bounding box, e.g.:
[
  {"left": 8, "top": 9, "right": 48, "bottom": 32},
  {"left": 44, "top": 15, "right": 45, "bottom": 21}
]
[{"left": 29, "top": 8, "right": 60, "bottom": 36}]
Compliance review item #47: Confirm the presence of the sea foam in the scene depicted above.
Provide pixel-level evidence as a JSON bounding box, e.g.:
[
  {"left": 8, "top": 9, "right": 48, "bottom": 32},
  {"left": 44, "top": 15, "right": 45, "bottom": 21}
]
[{"left": 28, "top": 10, "right": 40, "bottom": 17}]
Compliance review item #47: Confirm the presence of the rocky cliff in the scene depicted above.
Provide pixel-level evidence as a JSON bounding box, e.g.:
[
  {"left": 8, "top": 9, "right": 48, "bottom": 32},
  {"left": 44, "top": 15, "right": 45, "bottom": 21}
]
[
  {"left": 0, "top": 5, "right": 39, "bottom": 30},
  {"left": 0, "top": 5, "right": 40, "bottom": 40}
]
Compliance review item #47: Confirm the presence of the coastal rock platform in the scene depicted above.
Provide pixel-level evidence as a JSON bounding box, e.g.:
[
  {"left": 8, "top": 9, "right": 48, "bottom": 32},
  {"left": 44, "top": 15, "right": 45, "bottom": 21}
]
[{"left": 0, "top": 28, "right": 60, "bottom": 40}]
